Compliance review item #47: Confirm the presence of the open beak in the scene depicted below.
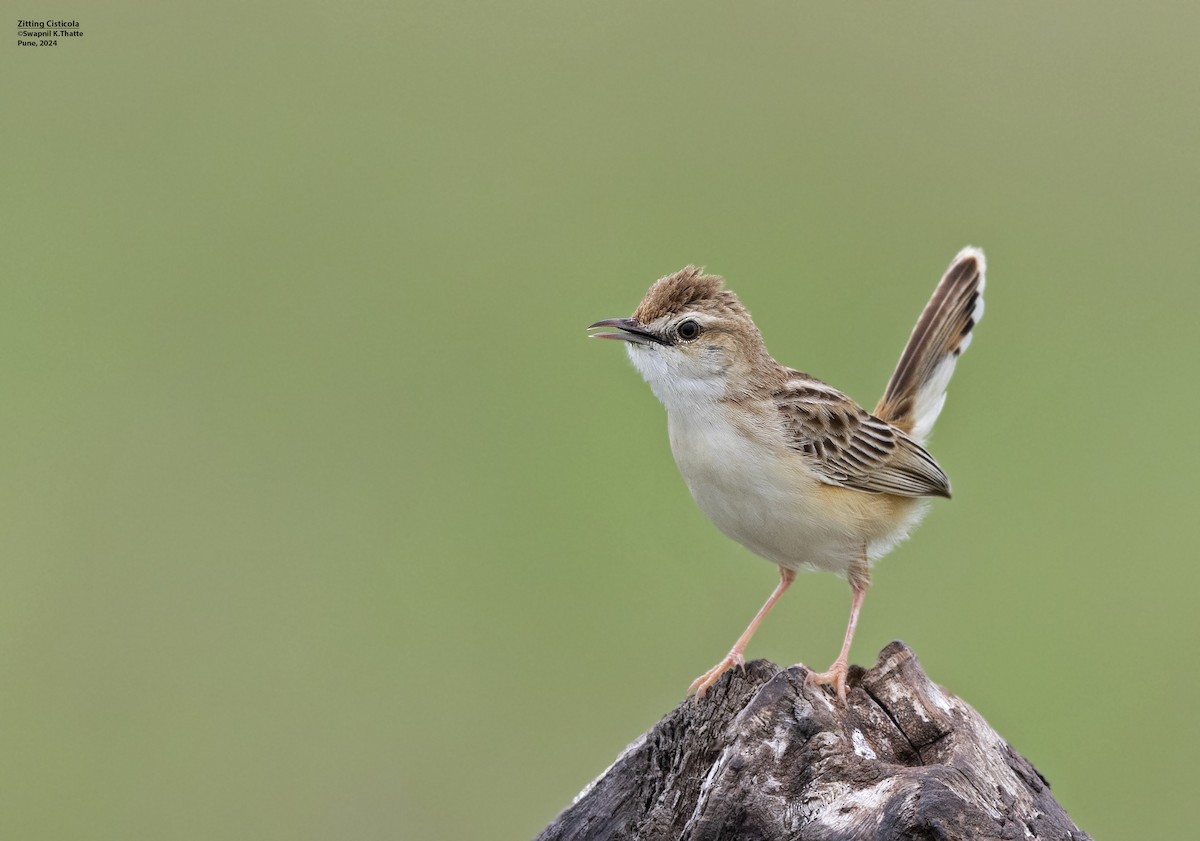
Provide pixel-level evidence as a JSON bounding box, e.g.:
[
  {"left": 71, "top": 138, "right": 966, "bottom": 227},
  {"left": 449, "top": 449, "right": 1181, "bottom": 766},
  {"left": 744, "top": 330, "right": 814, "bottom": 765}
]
[{"left": 587, "top": 318, "right": 665, "bottom": 346}]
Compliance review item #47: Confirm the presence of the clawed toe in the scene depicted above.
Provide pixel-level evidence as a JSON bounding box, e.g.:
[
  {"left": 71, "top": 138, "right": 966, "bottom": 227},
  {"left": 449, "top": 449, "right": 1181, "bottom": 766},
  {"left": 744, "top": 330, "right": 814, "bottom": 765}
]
[
  {"left": 807, "top": 659, "right": 850, "bottom": 701},
  {"left": 688, "top": 652, "right": 745, "bottom": 697}
]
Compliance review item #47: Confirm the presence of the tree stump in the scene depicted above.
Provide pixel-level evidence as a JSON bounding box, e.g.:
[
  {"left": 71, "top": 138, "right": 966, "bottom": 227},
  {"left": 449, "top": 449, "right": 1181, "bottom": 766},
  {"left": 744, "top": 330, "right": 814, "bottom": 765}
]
[{"left": 536, "top": 642, "right": 1089, "bottom": 841}]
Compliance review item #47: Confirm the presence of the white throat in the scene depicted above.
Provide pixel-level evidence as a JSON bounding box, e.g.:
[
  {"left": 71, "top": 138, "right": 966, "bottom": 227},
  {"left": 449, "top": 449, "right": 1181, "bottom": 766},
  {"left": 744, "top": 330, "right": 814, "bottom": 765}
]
[{"left": 626, "top": 345, "right": 726, "bottom": 414}]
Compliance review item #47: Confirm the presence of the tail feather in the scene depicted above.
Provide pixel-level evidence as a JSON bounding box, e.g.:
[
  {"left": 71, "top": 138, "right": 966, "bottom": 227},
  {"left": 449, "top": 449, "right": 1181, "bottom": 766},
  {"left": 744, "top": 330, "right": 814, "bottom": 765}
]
[{"left": 874, "top": 247, "right": 986, "bottom": 443}]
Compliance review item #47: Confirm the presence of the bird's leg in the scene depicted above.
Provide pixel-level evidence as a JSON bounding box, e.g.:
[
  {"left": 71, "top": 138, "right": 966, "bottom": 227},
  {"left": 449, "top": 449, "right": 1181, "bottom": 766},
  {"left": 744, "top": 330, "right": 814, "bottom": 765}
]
[
  {"left": 808, "top": 562, "right": 869, "bottom": 701},
  {"left": 689, "top": 566, "right": 796, "bottom": 697}
]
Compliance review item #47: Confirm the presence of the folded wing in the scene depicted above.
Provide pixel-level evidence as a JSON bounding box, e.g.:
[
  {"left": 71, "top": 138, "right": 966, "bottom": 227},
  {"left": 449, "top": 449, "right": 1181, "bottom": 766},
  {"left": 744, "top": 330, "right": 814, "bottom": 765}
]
[{"left": 776, "top": 380, "right": 951, "bottom": 498}]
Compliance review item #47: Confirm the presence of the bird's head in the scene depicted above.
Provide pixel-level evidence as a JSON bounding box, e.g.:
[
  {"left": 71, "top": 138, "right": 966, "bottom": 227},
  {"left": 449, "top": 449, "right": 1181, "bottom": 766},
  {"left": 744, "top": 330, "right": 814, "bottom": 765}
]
[{"left": 589, "top": 266, "right": 771, "bottom": 408}]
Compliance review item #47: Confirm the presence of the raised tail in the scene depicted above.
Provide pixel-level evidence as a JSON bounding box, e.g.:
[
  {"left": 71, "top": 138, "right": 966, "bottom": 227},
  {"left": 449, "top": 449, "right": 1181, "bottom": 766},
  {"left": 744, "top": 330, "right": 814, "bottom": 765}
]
[{"left": 874, "top": 247, "right": 986, "bottom": 444}]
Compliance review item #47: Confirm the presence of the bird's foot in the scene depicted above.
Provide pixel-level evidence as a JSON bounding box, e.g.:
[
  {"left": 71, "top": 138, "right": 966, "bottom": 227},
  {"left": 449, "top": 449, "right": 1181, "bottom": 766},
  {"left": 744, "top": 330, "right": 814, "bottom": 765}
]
[
  {"left": 688, "top": 651, "right": 745, "bottom": 698},
  {"left": 807, "top": 658, "right": 850, "bottom": 701}
]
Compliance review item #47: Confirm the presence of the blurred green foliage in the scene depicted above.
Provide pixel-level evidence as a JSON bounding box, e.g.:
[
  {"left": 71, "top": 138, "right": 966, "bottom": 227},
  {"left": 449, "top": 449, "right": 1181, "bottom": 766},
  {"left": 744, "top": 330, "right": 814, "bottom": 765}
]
[{"left": 3, "top": 2, "right": 1198, "bottom": 838}]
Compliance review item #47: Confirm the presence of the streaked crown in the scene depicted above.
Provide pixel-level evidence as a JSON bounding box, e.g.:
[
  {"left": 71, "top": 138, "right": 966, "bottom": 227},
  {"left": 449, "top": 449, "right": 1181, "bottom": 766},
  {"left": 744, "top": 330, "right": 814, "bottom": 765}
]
[{"left": 633, "top": 266, "right": 746, "bottom": 324}]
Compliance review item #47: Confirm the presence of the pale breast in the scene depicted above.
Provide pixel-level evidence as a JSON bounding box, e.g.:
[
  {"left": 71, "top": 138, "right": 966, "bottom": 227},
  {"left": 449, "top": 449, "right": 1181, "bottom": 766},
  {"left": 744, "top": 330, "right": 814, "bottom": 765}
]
[{"left": 666, "top": 406, "right": 875, "bottom": 575}]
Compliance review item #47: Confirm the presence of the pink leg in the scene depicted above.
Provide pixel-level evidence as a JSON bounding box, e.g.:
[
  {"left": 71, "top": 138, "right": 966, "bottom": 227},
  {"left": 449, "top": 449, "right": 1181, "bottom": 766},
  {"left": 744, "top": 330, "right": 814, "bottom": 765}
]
[
  {"left": 689, "top": 566, "right": 796, "bottom": 697},
  {"left": 808, "top": 578, "right": 868, "bottom": 701}
]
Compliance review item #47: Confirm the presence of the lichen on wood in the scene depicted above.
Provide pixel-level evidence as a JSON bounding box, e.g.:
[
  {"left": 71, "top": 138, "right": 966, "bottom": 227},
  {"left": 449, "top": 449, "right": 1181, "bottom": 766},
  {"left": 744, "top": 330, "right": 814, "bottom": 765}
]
[{"left": 536, "top": 642, "right": 1090, "bottom": 841}]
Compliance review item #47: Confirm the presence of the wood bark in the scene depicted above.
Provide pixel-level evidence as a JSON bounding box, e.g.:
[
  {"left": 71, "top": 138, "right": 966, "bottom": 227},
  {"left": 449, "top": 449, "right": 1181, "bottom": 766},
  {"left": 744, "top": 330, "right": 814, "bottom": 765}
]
[{"left": 536, "top": 642, "right": 1089, "bottom": 841}]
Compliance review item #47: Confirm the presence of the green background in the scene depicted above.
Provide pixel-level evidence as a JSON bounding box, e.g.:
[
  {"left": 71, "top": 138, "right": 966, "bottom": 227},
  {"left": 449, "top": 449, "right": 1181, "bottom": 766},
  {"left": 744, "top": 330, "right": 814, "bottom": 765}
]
[{"left": 4, "top": 3, "right": 1197, "bottom": 838}]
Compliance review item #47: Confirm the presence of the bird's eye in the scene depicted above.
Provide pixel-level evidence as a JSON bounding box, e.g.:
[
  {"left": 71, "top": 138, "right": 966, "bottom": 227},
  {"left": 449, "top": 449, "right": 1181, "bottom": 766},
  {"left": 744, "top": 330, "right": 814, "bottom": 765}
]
[{"left": 677, "top": 320, "right": 701, "bottom": 341}]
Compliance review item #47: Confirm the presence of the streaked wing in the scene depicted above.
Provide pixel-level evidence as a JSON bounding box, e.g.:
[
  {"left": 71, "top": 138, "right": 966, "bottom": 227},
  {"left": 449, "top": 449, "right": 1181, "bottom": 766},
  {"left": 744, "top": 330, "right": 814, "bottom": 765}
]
[{"left": 775, "top": 378, "right": 951, "bottom": 498}]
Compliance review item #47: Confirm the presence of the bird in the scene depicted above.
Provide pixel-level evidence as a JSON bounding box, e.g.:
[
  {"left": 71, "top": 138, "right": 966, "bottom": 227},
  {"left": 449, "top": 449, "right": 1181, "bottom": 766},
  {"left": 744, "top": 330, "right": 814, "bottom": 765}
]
[{"left": 588, "top": 248, "right": 985, "bottom": 700}]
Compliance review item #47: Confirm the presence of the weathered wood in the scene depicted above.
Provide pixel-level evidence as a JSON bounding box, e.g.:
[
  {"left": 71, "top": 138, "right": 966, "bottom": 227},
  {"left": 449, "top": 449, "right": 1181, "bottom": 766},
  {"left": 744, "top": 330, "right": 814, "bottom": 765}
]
[{"left": 536, "top": 642, "right": 1089, "bottom": 841}]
